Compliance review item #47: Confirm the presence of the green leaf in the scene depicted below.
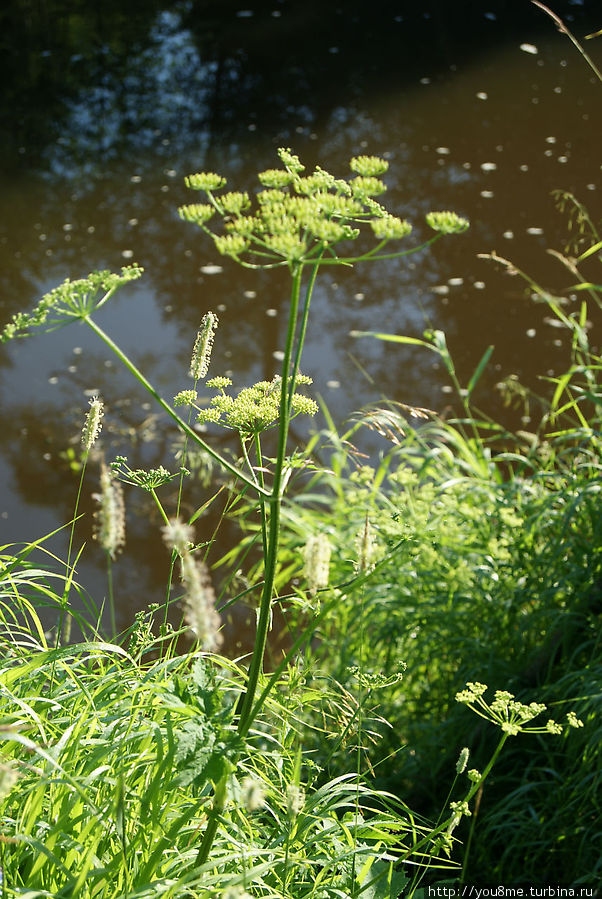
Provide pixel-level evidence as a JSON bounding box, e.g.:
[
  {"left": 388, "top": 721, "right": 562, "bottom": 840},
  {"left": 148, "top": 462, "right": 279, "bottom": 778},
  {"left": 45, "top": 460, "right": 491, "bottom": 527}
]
[
  {"left": 466, "top": 345, "right": 494, "bottom": 397},
  {"left": 356, "top": 859, "right": 408, "bottom": 898}
]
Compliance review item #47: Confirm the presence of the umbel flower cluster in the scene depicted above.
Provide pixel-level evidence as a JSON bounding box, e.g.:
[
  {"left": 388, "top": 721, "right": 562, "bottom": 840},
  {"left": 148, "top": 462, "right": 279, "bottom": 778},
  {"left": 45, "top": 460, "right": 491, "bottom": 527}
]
[
  {"left": 1, "top": 267, "right": 143, "bottom": 342},
  {"left": 178, "top": 148, "right": 468, "bottom": 268},
  {"left": 455, "top": 682, "right": 584, "bottom": 736},
  {"left": 175, "top": 374, "right": 318, "bottom": 438}
]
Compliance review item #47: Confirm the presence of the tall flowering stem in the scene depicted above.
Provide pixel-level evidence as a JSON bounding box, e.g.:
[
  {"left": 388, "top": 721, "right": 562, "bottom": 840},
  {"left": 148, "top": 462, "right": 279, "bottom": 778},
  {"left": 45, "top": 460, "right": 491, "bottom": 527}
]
[{"left": 236, "top": 262, "right": 304, "bottom": 737}]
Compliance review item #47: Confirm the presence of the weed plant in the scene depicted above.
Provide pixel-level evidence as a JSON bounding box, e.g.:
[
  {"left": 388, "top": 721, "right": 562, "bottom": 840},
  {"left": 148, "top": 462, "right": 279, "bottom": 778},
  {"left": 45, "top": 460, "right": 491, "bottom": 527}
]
[{"left": 0, "top": 146, "right": 589, "bottom": 896}]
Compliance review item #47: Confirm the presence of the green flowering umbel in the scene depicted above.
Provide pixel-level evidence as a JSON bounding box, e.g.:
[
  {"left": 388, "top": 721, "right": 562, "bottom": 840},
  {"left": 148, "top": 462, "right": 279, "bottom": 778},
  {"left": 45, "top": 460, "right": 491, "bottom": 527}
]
[
  {"left": 455, "top": 682, "right": 583, "bottom": 736},
  {"left": 189, "top": 373, "right": 318, "bottom": 438},
  {"left": 177, "top": 148, "right": 468, "bottom": 269},
  {"left": 1, "top": 267, "right": 143, "bottom": 342}
]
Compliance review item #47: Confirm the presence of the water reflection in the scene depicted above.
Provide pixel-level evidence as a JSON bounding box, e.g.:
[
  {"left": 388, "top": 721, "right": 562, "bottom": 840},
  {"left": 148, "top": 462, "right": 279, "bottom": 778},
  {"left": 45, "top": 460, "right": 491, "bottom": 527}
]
[{"left": 0, "top": 0, "right": 600, "bottom": 644}]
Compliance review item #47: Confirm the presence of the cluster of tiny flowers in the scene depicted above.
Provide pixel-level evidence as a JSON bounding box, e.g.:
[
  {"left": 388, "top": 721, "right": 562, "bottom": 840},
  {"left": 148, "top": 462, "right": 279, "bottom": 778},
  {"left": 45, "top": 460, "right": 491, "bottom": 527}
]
[
  {"left": 193, "top": 374, "right": 317, "bottom": 437},
  {"left": 302, "top": 533, "right": 332, "bottom": 596},
  {"left": 426, "top": 211, "right": 469, "bottom": 235},
  {"left": 347, "top": 661, "right": 406, "bottom": 691},
  {"left": 162, "top": 517, "right": 222, "bottom": 651},
  {"left": 110, "top": 456, "right": 183, "bottom": 491},
  {"left": 190, "top": 312, "right": 219, "bottom": 380},
  {"left": 93, "top": 463, "right": 126, "bottom": 559},
  {"left": 1, "top": 267, "right": 143, "bottom": 343},
  {"left": 455, "top": 682, "right": 583, "bottom": 735},
  {"left": 81, "top": 396, "right": 104, "bottom": 452},
  {"left": 447, "top": 799, "right": 472, "bottom": 837},
  {"left": 177, "top": 148, "right": 468, "bottom": 267}
]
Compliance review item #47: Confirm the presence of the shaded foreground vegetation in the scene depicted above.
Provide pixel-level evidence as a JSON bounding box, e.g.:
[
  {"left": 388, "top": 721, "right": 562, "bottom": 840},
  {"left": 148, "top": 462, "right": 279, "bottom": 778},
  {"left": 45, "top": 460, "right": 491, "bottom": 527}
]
[{"left": 1, "top": 65, "right": 601, "bottom": 896}]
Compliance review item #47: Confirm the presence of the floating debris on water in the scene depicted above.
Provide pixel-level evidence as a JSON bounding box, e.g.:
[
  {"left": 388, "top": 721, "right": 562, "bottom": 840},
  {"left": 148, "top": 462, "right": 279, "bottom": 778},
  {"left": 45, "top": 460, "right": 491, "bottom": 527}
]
[
  {"left": 200, "top": 264, "right": 223, "bottom": 275},
  {"left": 520, "top": 43, "right": 538, "bottom": 55}
]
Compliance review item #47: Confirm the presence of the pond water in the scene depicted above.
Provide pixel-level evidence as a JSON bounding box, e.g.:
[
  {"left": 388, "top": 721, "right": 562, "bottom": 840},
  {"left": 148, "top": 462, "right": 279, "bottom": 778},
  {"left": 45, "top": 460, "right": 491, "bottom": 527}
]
[{"left": 0, "top": 0, "right": 600, "bottom": 649}]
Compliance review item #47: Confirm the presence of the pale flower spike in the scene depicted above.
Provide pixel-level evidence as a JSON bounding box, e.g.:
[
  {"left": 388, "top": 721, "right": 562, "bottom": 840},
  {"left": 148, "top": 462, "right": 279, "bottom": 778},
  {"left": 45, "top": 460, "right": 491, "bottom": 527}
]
[
  {"left": 180, "top": 552, "right": 223, "bottom": 652},
  {"left": 456, "top": 747, "right": 470, "bottom": 774},
  {"left": 190, "top": 311, "right": 219, "bottom": 380},
  {"left": 303, "top": 534, "right": 332, "bottom": 595},
  {"left": 81, "top": 396, "right": 104, "bottom": 451},
  {"left": 93, "top": 462, "right": 126, "bottom": 559}
]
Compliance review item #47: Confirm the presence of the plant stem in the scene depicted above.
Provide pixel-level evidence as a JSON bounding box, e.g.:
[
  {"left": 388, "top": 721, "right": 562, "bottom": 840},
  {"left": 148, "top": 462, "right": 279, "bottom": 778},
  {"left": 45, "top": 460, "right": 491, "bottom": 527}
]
[
  {"left": 236, "top": 263, "right": 304, "bottom": 738},
  {"left": 195, "top": 773, "right": 228, "bottom": 866}
]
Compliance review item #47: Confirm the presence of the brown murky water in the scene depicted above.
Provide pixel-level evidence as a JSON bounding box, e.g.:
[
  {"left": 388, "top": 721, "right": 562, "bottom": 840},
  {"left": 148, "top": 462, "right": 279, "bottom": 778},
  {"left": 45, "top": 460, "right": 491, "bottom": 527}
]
[{"left": 0, "top": 1, "right": 600, "bottom": 647}]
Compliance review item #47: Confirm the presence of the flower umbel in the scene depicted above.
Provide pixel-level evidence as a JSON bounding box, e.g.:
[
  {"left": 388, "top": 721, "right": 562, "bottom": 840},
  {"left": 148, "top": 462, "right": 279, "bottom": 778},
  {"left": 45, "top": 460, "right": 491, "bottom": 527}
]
[
  {"left": 178, "top": 149, "right": 468, "bottom": 268},
  {"left": 1, "top": 267, "right": 143, "bottom": 343},
  {"left": 455, "top": 682, "right": 579, "bottom": 736}
]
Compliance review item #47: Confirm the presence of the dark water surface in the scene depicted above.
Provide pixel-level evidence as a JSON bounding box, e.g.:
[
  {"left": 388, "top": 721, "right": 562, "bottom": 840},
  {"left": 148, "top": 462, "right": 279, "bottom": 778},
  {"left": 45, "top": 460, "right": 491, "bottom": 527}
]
[{"left": 0, "top": 1, "right": 600, "bottom": 646}]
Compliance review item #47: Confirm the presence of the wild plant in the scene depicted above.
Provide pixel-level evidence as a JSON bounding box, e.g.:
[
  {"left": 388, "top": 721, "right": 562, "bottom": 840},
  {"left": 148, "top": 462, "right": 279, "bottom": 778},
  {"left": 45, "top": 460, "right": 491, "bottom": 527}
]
[{"left": 0, "top": 148, "right": 585, "bottom": 892}]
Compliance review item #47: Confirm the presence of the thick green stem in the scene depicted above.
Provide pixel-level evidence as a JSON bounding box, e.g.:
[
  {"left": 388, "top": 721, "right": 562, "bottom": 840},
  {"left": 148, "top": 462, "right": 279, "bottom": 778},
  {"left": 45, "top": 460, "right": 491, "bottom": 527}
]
[
  {"left": 195, "top": 773, "right": 228, "bottom": 866},
  {"left": 236, "top": 264, "right": 304, "bottom": 738},
  {"left": 287, "top": 255, "right": 321, "bottom": 412},
  {"left": 82, "top": 317, "right": 269, "bottom": 499}
]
